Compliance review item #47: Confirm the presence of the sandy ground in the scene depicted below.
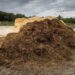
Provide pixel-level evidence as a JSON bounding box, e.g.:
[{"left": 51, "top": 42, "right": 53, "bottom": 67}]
[{"left": 0, "top": 26, "right": 14, "bottom": 36}]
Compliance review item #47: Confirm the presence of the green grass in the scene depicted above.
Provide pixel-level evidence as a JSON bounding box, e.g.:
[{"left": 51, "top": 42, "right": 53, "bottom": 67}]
[
  {"left": 66, "top": 23, "right": 75, "bottom": 28},
  {"left": 0, "top": 21, "right": 14, "bottom": 26}
]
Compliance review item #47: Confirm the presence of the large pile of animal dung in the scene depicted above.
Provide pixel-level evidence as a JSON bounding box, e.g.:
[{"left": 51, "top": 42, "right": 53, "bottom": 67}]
[{"left": 0, "top": 18, "right": 75, "bottom": 67}]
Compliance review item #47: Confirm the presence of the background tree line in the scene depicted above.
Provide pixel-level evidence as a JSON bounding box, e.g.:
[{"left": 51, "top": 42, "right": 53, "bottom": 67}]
[
  {"left": 58, "top": 15, "right": 75, "bottom": 23},
  {"left": 0, "top": 11, "right": 27, "bottom": 21},
  {"left": 0, "top": 11, "right": 75, "bottom": 24}
]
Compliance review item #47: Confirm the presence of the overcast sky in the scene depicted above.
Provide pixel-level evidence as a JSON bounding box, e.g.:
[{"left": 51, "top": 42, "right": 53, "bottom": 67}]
[{"left": 0, "top": 0, "right": 75, "bottom": 17}]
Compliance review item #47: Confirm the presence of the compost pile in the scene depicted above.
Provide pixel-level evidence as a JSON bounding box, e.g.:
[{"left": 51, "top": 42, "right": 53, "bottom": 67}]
[{"left": 0, "top": 18, "right": 75, "bottom": 66}]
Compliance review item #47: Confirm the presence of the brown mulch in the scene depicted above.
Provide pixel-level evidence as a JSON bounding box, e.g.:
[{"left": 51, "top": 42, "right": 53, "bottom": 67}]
[{"left": 0, "top": 18, "right": 75, "bottom": 67}]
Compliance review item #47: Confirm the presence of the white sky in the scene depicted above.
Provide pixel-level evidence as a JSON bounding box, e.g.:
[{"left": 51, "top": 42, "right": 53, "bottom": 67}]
[{"left": 0, "top": 0, "right": 75, "bottom": 17}]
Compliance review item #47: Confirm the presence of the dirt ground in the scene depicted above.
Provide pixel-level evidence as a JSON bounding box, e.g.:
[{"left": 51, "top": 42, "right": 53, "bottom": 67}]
[
  {"left": 0, "top": 55, "right": 75, "bottom": 75},
  {"left": 0, "top": 48, "right": 75, "bottom": 75}
]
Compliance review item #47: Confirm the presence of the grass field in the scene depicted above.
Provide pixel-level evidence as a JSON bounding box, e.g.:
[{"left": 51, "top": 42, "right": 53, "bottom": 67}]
[
  {"left": 66, "top": 23, "right": 75, "bottom": 28},
  {"left": 0, "top": 21, "right": 14, "bottom": 26}
]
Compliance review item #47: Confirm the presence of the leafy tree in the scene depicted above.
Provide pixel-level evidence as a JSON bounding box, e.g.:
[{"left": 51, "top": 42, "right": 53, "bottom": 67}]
[
  {"left": 57, "top": 15, "right": 62, "bottom": 20},
  {"left": 0, "top": 11, "right": 27, "bottom": 21}
]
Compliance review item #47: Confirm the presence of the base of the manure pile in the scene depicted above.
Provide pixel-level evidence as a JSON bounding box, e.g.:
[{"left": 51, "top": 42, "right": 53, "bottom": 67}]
[{"left": 0, "top": 58, "right": 75, "bottom": 75}]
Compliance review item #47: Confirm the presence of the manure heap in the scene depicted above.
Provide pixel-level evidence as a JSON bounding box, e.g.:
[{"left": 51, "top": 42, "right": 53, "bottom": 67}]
[{"left": 0, "top": 17, "right": 75, "bottom": 67}]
